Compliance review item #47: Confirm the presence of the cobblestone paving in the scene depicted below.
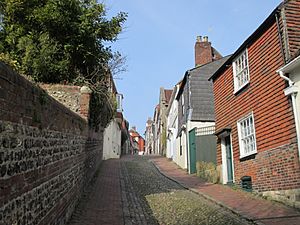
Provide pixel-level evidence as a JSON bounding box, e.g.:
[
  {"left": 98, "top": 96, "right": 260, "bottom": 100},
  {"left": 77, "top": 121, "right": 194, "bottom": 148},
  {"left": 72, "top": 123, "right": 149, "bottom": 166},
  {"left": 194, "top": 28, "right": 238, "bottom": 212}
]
[
  {"left": 121, "top": 156, "right": 254, "bottom": 225},
  {"left": 67, "top": 155, "right": 255, "bottom": 225}
]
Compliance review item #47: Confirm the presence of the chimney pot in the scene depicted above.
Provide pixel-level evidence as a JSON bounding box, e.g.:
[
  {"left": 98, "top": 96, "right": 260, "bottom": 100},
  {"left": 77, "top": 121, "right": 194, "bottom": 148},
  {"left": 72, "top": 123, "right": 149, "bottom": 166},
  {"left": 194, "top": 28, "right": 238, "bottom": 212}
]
[
  {"left": 196, "top": 36, "right": 202, "bottom": 42},
  {"left": 203, "top": 36, "right": 208, "bottom": 42}
]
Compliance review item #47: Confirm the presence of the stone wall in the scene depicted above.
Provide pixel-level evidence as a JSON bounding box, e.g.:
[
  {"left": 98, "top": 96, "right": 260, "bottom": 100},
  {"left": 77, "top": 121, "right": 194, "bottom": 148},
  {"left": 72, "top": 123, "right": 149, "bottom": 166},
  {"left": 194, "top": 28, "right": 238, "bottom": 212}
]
[
  {"left": 0, "top": 62, "right": 103, "bottom": 225},
  {"left": 40, "top": 84, "right": 81, "bottom": 115}
]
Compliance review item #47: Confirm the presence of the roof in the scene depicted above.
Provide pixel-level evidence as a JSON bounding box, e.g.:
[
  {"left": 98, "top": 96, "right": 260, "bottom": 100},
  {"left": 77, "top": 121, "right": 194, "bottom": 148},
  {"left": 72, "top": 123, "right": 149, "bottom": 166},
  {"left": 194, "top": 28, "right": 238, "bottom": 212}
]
[
  {"left": 146, "top": 118, "right": 153, "bottom": 124},
  {"left": 166, "top": 85, "right": 178, "bottom": 116},
  {"left": 164, "top": 89, "right": 173, "bottom": 104},
  {"left": 189, "top": 56, "right": 231, "bottom": 121},
  {"left": 209, "top": 1, "right": 284, "bottom": 81},
  {"left": 176, "top": 55, "right": 231, "bottom": 100},
  {"left": 174, "top": 56, "right": 230, "bottom": 121}
]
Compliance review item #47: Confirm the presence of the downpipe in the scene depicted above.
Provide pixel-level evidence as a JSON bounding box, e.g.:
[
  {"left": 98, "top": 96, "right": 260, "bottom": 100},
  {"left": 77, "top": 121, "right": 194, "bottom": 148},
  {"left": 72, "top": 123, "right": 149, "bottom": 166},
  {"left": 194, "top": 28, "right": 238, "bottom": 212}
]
[{"left": 279, "top": 71, "right": 300, "bottom": 163}]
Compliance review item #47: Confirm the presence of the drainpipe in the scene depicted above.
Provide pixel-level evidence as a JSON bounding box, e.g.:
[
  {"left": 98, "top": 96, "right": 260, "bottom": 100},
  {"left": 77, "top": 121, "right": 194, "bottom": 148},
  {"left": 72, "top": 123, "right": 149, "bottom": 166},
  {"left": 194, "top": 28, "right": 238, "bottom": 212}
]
[
  {"left": 279, "top": 71, "right": 293, "bottom": 86},
  {"left": 279, "top": 71, "right": 300, "bottom": 162}
]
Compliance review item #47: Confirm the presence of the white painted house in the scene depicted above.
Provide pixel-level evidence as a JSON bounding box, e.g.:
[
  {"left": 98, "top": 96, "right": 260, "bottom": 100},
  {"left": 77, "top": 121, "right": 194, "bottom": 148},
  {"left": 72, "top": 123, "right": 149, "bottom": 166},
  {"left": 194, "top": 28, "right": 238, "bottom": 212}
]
[{"left": 166, "top": 85, "right": 179, "bottom": 160}]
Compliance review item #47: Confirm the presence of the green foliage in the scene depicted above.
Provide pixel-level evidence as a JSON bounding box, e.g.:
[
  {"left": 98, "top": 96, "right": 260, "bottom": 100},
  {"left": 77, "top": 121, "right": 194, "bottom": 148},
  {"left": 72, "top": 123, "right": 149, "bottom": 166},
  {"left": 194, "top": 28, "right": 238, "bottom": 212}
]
[
  {"left": 196, "top": 161, "right": 220, "bottom": 184},
  {"left": 0, "top": 0, "right": 127, "bottom": 83},
  {"left": 89, "top": 92, "right": 115, "bottom": 130}
]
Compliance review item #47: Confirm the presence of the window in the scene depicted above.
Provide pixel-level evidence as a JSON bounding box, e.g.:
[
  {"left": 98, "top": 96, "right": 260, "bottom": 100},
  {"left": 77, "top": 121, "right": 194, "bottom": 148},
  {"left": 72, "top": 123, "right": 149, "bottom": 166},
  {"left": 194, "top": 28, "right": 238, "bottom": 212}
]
[
  {"left": 116, "top": 93, "right": 123, "bottom": 112},
  {"left": 233, "top": 50, "right": 250, "bottom": 93},
  {"left": 237, "top": 113, "right": 257, "bottom": 158}
]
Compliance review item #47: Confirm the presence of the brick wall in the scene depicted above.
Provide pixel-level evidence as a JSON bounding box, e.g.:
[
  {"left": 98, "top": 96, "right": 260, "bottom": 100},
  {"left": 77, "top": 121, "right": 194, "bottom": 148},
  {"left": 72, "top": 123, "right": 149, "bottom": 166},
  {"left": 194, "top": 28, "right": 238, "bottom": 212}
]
[
  {"left": 195, "top": 39, "right": 213, "bottom": 67},
  {"left": 0, "top": 62, "right": 103, "bottom": 225},
  {"left": 213, "top": 21, "right": 300, "bottom": 192},
  {"left": 285, "top": 0, "right": 300, "bottom": 60}
]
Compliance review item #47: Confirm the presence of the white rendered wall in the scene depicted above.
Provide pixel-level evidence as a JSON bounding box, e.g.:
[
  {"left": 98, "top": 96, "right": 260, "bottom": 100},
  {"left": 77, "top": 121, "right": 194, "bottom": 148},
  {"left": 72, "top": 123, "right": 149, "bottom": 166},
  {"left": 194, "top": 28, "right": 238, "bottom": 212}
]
[
  {"left": 290, "top": 65, "right": 300, "bottom": 131},
  {"left": 103, "top": 120, "right": 121, "bottom": 160},
  {"left": 174, "top": 132, "right": 187, "bottom": 169}
]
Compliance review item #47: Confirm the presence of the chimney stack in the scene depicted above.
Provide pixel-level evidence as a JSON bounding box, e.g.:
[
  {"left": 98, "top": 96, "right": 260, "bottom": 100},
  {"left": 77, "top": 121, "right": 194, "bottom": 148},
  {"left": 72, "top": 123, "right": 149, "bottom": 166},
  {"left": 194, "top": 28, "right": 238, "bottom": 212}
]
[
  {"left": 196, "top": 36, "right": 202, "bottom": 42},
  {"left": 195, "top": 35, "right": 213, "bottom": 67}
]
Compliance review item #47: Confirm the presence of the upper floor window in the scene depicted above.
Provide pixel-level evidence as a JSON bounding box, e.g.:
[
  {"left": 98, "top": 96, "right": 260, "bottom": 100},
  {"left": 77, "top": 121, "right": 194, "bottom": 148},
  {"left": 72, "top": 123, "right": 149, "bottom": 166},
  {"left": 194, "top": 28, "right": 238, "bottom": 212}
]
[
  {"left": 233, "top": 50, "right": 250, "bottom": 93},
  {"left": 237, "top": 113, "right": 257, "bottom": 158},
  {"left": 116, "top": 93, "right": 123, "bottom": 112}
]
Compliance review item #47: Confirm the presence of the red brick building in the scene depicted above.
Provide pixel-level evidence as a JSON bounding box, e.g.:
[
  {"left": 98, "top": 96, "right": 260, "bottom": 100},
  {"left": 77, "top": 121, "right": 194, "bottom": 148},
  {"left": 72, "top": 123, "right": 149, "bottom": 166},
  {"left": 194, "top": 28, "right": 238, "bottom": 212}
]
[
  {"left": 129, "top": 127, "right": 145, "bottom": 155},
  {"left": 210, "top": 0, "right": 300, "bottom": 207}
]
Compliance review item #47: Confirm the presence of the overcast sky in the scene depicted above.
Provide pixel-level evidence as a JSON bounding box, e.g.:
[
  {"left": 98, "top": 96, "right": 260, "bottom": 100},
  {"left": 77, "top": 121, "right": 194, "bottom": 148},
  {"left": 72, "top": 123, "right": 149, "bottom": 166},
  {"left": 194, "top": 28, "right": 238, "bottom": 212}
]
[{"left": 104, "top": 0, "right": 282, "bottom": 135}]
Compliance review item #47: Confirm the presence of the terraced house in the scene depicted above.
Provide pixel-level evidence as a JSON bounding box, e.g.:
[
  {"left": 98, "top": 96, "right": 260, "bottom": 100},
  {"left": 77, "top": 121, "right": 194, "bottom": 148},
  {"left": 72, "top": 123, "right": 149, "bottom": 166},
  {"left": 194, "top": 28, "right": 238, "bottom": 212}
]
[
  {"left": 174, "top": 36, "right": 228, "bottom": 173},
  {"left": 209, "top": 0, "right": 300, "bottom": 208}
]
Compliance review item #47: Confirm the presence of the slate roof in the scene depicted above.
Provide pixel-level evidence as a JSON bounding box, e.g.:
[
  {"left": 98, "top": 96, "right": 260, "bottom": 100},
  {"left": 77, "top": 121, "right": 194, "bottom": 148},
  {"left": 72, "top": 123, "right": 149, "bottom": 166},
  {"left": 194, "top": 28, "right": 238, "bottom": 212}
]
[{"left": 188, "top": 56, "right": 231, "bottom": 121}]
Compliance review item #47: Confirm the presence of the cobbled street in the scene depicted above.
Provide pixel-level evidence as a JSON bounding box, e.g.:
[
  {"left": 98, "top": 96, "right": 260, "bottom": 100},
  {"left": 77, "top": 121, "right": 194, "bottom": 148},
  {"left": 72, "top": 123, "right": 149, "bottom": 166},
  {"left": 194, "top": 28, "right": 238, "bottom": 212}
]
[{"left": 68, "top": 155, "right": 253, "bottom": 225}]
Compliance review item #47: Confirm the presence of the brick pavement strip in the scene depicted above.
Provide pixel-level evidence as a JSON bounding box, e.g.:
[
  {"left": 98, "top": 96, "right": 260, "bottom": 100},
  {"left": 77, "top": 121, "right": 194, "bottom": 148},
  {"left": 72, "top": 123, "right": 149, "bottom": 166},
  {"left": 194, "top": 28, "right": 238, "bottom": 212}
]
[{"left": 67, "top": 159, "right": 123, "bottom": 225}]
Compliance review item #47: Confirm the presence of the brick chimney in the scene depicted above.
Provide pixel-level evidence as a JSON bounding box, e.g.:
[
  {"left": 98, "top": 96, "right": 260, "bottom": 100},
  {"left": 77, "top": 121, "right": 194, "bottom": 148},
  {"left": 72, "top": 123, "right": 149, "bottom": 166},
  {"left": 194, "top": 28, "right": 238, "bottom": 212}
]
[{"left": 195, "top": 36, "right": 222, "bottom": 67}]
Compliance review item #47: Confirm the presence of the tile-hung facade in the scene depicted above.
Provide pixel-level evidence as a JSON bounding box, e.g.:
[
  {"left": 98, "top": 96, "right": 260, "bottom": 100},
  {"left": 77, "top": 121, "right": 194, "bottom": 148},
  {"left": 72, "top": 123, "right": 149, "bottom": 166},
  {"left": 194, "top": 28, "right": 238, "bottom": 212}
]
[{"left": 210, "top": 0, "right": 300, "bottom": 208}]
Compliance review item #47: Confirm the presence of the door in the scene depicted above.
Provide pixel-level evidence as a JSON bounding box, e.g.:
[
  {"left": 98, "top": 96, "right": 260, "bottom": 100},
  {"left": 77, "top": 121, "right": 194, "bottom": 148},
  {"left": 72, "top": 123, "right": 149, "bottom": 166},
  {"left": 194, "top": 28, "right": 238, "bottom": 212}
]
[
  {"left": 225, "top": 136, "right": 233, "bottom": 183},
  {"left": 189, "top": 129, "right": 196, "bottom": 174}
]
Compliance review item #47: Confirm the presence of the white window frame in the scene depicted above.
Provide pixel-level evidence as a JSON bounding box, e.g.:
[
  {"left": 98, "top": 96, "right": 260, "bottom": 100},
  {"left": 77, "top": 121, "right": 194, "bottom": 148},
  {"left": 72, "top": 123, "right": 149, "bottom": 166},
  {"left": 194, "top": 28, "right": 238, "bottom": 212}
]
[
  {"left": 237, "top": 112, "right": 257, "bottom": 158},
  {"left": 233, "top": 49, "right": 250, "bottom": 93}
]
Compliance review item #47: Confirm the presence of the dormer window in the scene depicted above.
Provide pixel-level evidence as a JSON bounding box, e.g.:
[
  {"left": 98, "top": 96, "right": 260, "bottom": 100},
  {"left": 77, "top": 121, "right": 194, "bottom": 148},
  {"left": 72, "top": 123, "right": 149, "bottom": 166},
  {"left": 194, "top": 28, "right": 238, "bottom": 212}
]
[{"left": 233, "top": 49, "right": 250, "bottom": 93}]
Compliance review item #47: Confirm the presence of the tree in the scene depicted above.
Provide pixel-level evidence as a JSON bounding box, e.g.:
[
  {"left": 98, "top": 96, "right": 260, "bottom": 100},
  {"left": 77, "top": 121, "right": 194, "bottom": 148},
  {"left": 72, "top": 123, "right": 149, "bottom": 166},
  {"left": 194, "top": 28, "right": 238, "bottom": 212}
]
[{"left": 0, "top": 0, "right": 127, "bottom": 84}]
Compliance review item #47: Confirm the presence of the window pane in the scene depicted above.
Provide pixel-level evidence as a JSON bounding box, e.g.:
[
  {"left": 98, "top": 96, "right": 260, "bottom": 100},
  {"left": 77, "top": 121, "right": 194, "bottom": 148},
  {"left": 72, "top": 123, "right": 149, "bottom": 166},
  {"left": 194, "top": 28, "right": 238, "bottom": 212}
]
[
  {"left": 238, "top": 114, "right": 256, "bottom": 157},
  {"left": 234, "top": 50, "right": 249, "bottom": 90}
]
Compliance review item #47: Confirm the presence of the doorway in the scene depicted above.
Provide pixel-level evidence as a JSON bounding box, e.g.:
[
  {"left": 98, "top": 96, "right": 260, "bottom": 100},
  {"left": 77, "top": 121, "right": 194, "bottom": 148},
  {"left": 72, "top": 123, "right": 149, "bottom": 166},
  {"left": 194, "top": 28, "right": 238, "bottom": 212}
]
[{"left": 221, "top": 135, "right": 234, "bottom": 184}]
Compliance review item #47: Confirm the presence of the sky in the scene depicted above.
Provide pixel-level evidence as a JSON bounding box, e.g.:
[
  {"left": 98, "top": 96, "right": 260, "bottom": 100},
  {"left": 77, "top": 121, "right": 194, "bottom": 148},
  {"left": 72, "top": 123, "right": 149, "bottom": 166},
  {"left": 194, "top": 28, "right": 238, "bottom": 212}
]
[{"left": 103, "top": 0, "right": 282, "bottom": 135}]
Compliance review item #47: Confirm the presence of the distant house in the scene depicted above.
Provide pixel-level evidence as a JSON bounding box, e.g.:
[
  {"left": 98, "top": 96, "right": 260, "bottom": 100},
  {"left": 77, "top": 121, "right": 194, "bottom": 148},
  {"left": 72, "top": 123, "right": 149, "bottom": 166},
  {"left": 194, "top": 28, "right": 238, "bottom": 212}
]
[
  {"left": 129, "top": 127, "right": 145, "bottom": 155},
  {"left": 152, "top": 89, "right": 172, "bottom": 156},
  {"left": 166, "top": 84, "right": 180, "bottom": 160},
  {"left": 175, "top": 36, "right": 228, "bottom": 173},
  {"left": 121, "top": 118, "right": 131, "bottom": 155},
  {"left": 209, "top": 0, "right": 300, "bottom": 208},
  {"left": 158, "top": 88, "right": 173, "bottom": 156},
  {"left": 145, "top": 117, "right": 155, "bottom": 155},
  {"left": 152, "top": 104, "right": 160, "bottom": 155}
]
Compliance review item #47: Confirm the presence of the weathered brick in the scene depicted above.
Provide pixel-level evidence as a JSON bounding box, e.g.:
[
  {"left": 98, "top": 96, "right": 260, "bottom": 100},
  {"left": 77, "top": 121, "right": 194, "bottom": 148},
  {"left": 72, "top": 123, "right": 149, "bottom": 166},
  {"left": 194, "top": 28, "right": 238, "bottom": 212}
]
[{"left": 0, "top": 62, "right": 104, "bottom": 225}]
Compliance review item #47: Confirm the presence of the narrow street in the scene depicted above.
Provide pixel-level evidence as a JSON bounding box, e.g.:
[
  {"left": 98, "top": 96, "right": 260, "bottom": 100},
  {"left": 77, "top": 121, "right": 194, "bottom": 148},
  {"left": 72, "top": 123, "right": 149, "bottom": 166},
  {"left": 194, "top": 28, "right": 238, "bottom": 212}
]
[{"left": 67, "top": 156, "right": 254, "bottom": 225}]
